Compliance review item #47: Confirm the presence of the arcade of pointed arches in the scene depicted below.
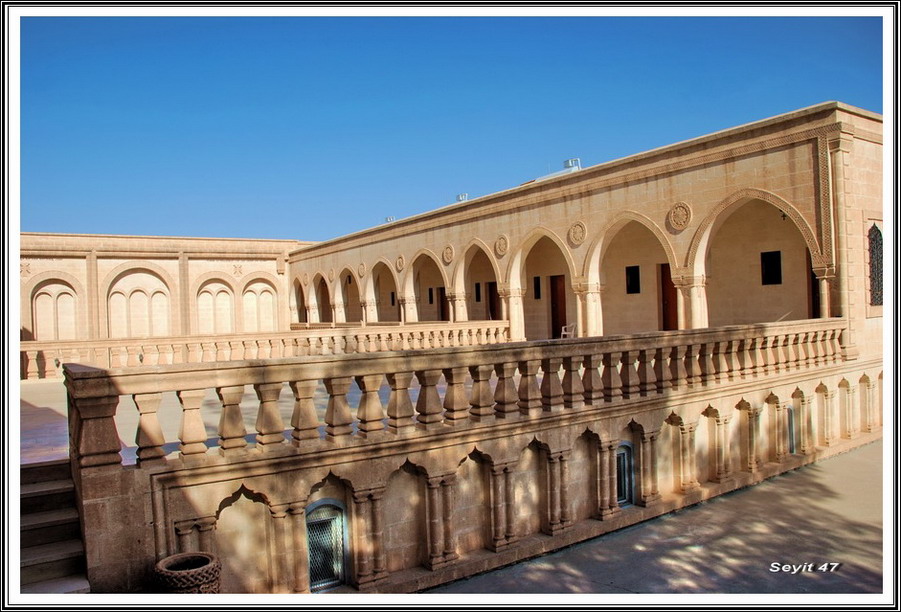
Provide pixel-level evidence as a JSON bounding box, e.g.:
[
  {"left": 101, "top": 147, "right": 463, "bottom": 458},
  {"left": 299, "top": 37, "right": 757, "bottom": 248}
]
[{"left": 292, "top": 193, "right": 828, "bottom": 341}]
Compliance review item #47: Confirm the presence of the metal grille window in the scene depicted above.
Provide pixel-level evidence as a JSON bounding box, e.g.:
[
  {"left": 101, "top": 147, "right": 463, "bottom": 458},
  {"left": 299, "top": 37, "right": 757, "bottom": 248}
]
[
  {"left": 868, "top": 224, "right": 883, "bottom": 306},
  {"left": 616, "top": 444, "right": 634, "bottom": 506},
  {"left": 307, "top": 505, "right": 345, "bottom": 592}
]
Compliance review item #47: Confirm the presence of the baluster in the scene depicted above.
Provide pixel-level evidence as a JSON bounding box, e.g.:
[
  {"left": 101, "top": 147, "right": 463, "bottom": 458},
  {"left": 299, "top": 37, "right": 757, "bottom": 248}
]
[
  {"left": 133, "top": 392, "right": 166, "bottom": 462},
  {"left": 355, "top": 374, "right": 387, "bottom": 436},
  {"left": 144, "top": 345, "right": 160, "bottom": 366},
  {"left": 827, "top": 329, "right": 840, "bottom": 363},
  {"left": 670, "top": 345, "right": 688, "bottom": 389},
  {"left": 289, "top": 380, "right": 321, "bottom": 443},
  {"left": 386, "top": 372, "right": 415, "bottom": 434},
  {"left": 217, "top": 385, "right": 248, "bottom": 454},
  {"left": 442, "top": 367, "right": 471, "bottom": 424},
  {"left": 126, "top": 345, "right": 141, "bottom": 367},
  {"left": 760, "top": 336, "right": 775, "bottom": 376},
  {"left": 517, "top": 360, "right": 542, "bottom": 417},
  {"left": 602, "top": 352, "right": 623, "bottom": 401},
  {"left": 797, "top": 332, "right": 812, "bottom": 368},
  {"left": 254, "top": 382, "right": 286, "bottom": 448},
  {"left": 243, "top": 340, "right": 257, "bottom": 360},
  {"left": 176, "top": 389, "right": 208, "bottom": 456},
  {"left": 698, "top": 343, "right": 715, "bottom": 386},
  {"left": 653, "top": 347, "right": 672, "bottom": 392},
  {"left": 636, "top": 349, "right": 657, "bottom": 396},
  {"left": 200, "top": 342, "right": 214, "bottom": 362},
  {"left": 229, "top": 340, "right": 244, "bottom": 361},
  {"left": 582, "top": 354, "right": 604, "bottom": 405},
  {"left": 215, "top": 342, "right": 228, "bottom": 361},
  {"left": 324, "top": 377, "right": 354, "bottom": 441},
  {"left": 258, "top": 340, "right": 272, "bottom": 359},
  {"left": 683, "top": 345, "right": 700, "bottom": 387},
  {"left": 540, "top": 357, "right": 563, "bottom": 412},
  {"left": 415, "top": 370, "right": 444, "bottom": 429},
  {"left": 494, "top": 362, "right": 519, "bottom": 418},
  {"left": 749, "top": 337, "right": 764, "bottom": 376},
  {"left": 469, "top": 364, "right": 495, "bottom": 422},
  {"left": 619, "top": 351, "right": 640, "bottom": 398},
  {"left": 712, "top": 341, "right": 728, "bottom": 383},
  {"left": 72, "top": 395, "right": 122, "bottom": 467},
  {"left": 561, "top": 356, "right": 584, "bottom": 409}
]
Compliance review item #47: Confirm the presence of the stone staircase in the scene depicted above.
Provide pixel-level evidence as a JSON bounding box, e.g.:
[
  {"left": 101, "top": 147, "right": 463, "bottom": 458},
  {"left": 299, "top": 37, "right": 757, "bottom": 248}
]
[{"left": 20, "top": 460, "right": 90, "bottom": 594}]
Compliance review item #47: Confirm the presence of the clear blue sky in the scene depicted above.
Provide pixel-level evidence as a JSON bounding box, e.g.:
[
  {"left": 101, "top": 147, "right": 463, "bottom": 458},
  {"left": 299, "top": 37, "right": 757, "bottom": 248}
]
[{"left": 20, "top": 16, "right": 884, "bottom": 242}]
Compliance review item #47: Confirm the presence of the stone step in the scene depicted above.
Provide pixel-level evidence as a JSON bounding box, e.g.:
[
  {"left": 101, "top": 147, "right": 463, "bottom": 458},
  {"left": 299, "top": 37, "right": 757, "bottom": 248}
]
[
  {"left": 20, "top": 540, "right": 85, "bottom": 585},
  {"left": 21, "top": 508, "right": 81, "bottom": 547},
  {"left": 21, "top": 459, "right": 72, "bottom": 485},
  {"left": 20, "top": 574, "right": 90, "bottom": 594},
  {"left": 21, "top": 479, "right": 75, "bottom": 514}
]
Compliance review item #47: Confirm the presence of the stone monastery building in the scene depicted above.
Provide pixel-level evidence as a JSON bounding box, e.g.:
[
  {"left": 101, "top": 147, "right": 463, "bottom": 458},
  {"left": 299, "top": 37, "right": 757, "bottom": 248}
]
[{"left": 20, "top": 101, "right": 884, "bottom": 593}]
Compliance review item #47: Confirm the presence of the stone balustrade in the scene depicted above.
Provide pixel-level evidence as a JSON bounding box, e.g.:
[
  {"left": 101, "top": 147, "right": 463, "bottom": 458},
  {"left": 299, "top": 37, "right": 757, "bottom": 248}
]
[
  {"left": 21, "top": 321, "right": 510, "bottom": 380},
  {"left": 64, "top": 318, "right": 847, "bottom": 469}
]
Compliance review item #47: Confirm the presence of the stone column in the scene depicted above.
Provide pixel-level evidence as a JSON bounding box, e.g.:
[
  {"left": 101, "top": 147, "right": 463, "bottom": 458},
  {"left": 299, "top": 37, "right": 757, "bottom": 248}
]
[
  {"left": 425, "top": 477, "right": 445, "bottom": 568},
  {"left": 216, "top": 385, "right": 248, "bottom": 455},
  {"left": 638, "top": 430, "right": 661, "bottom": 506},
  {"left": 489, "top": 464, "right": 508, "bottom": 550},
  {"left": 176, "top": 389, "right": 208, "bottom": 457},
  {"left": 440, "top": 476, "right": 458, "bottom": 562},
  {"left": 503, "top": 467, "right": 517, "bottom": 543},
  {"left": 448, "top": 292, "right": 467, "bottom": 323},
  {"left": 559, "top": 450, "right": 572, "bottom": 528},
  {"left": 289, "top": 501, "right": 310, "bottom": 593},
  {"left": 254, "top": 382, "right": 287, "bottom": 448},
  {"left": 352, "top": 491, "right": 374, "bottom": 585},
  {"left": 370, "top": 489, "right": 388, "bottom": 580},
  {"left": 270, "top": 504, "right": 290, "bottom": 592},
  {"left": 500, "top": 286, "right": 525, "bottom": 341},
  {"left": 680, "top": 422, "right": 700, "bottom": 491},
  {"left": 865, "top": 380, "right": 878, "bottom": 432},
  {"left": 846, "top": 384, "right": 860, "bottom": 438},
  {"left": 574, "top": 281, "right": 602, "bottom": 337},
  {"left": 739, "top": 404, "right": 763, "bottom": 473}
]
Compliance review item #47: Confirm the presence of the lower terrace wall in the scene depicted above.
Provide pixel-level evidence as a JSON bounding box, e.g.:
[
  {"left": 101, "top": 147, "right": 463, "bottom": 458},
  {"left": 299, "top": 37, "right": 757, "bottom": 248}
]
[{"left": 64, "top": 319, "right": 882, "bottom": 593}]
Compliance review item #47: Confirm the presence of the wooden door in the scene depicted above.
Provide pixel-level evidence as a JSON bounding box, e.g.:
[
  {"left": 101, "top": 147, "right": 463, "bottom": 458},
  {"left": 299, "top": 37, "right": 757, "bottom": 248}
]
[
  {"left": 550, "top": 275, "right": 566, "bottom": 338},
  {"left": 660, "top": 263, "right": 678, "bottom": 331}
]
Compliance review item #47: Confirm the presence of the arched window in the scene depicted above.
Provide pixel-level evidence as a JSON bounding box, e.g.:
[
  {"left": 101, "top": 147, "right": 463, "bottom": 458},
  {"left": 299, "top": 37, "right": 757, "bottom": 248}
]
[
  {"left": 306, "top": 501, "right": 348, "bottom": 592},
  {"left": 616, "top": 443, "right": 634, "bottom": 506},
  {"left": 868, "top": 224, "right": 882, "bottom": 306}
]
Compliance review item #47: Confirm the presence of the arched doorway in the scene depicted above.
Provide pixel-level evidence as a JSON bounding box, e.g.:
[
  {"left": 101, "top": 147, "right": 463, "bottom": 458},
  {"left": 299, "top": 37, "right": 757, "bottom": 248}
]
[
  {"left": 462, "top": 245, "right": 500, "bottom": 321},
  {"left": 370, "top": 261, "right": 400, "bottom": 323},
  {"left": 599, "top": 221, "right": 674, "bottom": 334},
  {"left": 705, "top": 200, "right": 815, "bottom": 326},
  {"left": 409, "top": 254, "right": 449, "bottom": 322},
  {"left": 521, "top": 236, "right": 573, "bottom": 339},
  {"left": 306, "top": 500, "right": 348, "bottom": 592},
  {"left": 314, "top": 275, "right": 333, "bottom": 324},
  {"left": 338, "top": 269, "right": 362, "bottom": 323}
]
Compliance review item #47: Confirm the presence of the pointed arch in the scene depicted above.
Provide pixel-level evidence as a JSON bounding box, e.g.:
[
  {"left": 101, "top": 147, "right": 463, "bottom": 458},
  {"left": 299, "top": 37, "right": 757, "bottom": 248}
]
[
  {"left": 687, "top": 188, "right": 823, "bottom": 274},
  {"left": 583, "top": 211, "right": 679, "bottom": 285}
]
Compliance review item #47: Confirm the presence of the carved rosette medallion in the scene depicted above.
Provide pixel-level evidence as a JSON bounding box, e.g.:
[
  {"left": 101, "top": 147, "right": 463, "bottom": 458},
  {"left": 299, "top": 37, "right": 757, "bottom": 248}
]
[
  {"left": 328, "top": 268, "right": 335, "bottom": 282},
  {"left": 302, "top": 273, "right": 309, "bottom": 287},
  {"left": 358, "top": 262, "right": 367, "bottom": 278},
  {"left": 395, "top": 255, "right": 406, "bottom": 272},
  {"left": 668, "top": 202, "right": 692, "bottom": 231},
  {"left": 442, "top": 245, "right": 455, "bottom": 265},
  {"left": 21, "top": 262, "right": 31, "bottom": 277},
  {"left": 494, "top": 235, "right": 509, "bottom": 258},
  {"left": 568, "top": 221, "right": 587, "bottom": 247},
  {"left": 233, "top": 264, "right": 243, "bottom": 277}
]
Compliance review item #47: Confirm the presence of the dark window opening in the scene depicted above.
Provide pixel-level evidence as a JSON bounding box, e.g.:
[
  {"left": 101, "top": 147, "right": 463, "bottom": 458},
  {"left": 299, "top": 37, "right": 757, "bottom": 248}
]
[
  {"left": 475, "top": 283, "right": 482, "bottom": 303},
  {"left": 428, "top": 288, "right": 434, "bottom": 304},
  {"left": 616, "top": 444, "right": 634, "bottom": 506},
  {"left": 761, "top": 251, "right": 782, "bottom": 285},
  {"left": 533, "top": 276, "right": 542, "bottom": 300},
  {"left": 625, "top": 265, "right": 641, "bottom": 294},
  {"left": 390, "top": 292, "right": 395, "bottom": 306},
  {"left": 869, "top": 225, "right": 883, "bottom": 306},
  {"left": 346, "top": 275, "right": 352, "bottom": 285}
]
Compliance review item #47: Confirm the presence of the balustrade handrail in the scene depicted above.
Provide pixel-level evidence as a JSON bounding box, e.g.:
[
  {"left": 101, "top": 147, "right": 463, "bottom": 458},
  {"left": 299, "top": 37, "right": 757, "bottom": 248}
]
[
  {"left": 23, "top": 319, "right": 508, "bottom": 351},
  {"left": 65, "top": 318, "right": 847, "bottom": 399}
]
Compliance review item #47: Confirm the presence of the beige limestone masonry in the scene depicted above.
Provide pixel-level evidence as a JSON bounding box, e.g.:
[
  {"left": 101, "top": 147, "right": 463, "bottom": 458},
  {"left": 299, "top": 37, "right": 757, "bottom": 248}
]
[{"left": 23, "top": 101, "right": 884, "bottom": 594}]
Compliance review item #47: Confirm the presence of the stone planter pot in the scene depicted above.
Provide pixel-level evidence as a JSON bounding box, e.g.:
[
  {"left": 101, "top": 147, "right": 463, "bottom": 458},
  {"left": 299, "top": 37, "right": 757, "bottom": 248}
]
[{"left": 153, "top": 552, "right": 222, "bottom": 593}]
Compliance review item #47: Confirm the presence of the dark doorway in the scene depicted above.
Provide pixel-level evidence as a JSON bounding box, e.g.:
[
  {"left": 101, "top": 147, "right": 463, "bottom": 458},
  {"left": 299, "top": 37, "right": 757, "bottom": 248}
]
[
  {"left": 438, "top": 287, "right": 449, "bottom": 321},
  {"left": 550, "top": 275, "right": 566, "bottom": 338},
  {"left": 487, "top": 281, "right": 500, "bottom": 321},
  {"left": 807, "top": 252, "right": 820, "bottom": 318},
  {"left": 660, "top": 263, "right": 678, "bottom": 331}
]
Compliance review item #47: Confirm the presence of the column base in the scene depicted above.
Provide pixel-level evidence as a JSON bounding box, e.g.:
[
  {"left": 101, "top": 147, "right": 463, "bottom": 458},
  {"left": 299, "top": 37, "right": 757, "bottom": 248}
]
[
  {"left": 638, "top": 494, "right": 661, "bottom": 507},
  {"left": 597, "top": 507, "right": 622, "bottom": 520}
]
